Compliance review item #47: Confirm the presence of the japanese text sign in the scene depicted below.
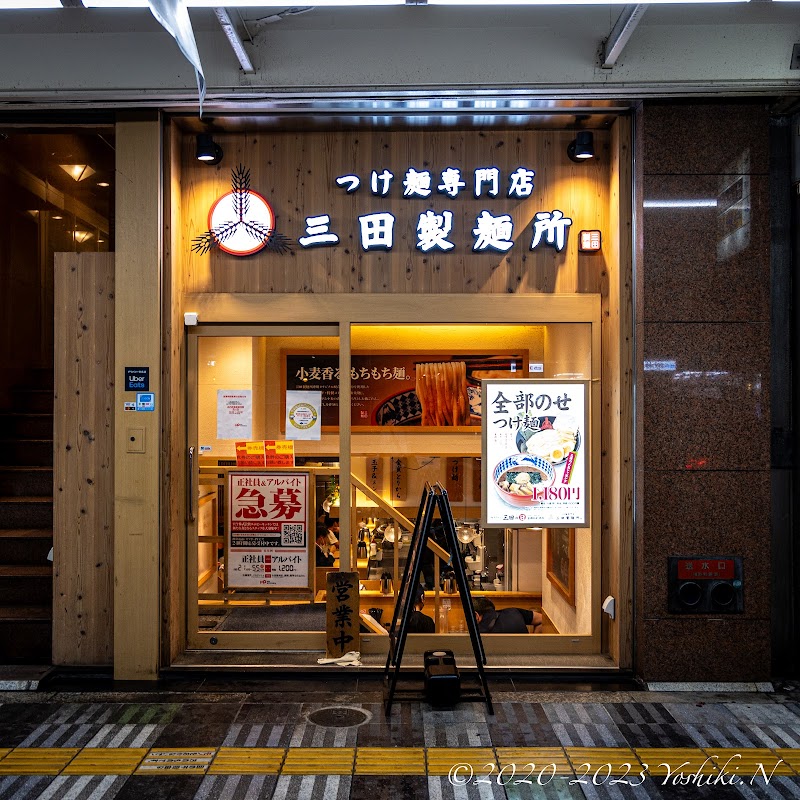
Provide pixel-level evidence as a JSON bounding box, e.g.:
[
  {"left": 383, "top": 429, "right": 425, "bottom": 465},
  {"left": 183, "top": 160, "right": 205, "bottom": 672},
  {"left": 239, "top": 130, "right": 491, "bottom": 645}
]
[
  {"left": 227, "top": 472, "right": 309, "bottom": 588},
  {"left": 326, "top": 571, "right": 360, "bottom": 658},
  {"left": 482, "top": 379, "right": 588, "bottom": 528}
]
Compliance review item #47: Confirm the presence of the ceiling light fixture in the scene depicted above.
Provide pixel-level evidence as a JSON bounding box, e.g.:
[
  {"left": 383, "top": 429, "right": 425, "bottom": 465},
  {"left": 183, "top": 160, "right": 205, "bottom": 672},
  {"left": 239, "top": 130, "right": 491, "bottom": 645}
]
[
  {"left": 72, "top": 230, "right": 94, "bottom": 244},
  {"left": 97, "top": 181, "right": 110, "bottom": 187},
  {"left": 567, "top": 130, "right": 594, "bottom": 162},
  {"left": 196, "top": 133, "right": 223, "bottom": 165},
  {"left": 59, "top": 164, "right": 96, "bottom": 182}
]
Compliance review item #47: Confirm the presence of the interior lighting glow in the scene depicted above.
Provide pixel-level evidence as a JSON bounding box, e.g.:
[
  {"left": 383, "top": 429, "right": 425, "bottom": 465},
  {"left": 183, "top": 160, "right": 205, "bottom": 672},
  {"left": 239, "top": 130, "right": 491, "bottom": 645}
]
[
  {"left": 97, "top": 181, "right": 111, "bottom": 187},
  {"left": 60, "top": 164, "right": 96, "bottom": 182},
  {"left": 72, "top": 230, "right": 94, "bottom": 244},
  {"left": 643, "top": 199, "right": 718, "bottom": 208}
]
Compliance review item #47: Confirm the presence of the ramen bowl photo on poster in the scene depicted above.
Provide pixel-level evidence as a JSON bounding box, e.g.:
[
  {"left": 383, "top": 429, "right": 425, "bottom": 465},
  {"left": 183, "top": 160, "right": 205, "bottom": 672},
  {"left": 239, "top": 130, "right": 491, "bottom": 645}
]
[{"left": 492, "top": 453, "right": 556, "bottom": 508}]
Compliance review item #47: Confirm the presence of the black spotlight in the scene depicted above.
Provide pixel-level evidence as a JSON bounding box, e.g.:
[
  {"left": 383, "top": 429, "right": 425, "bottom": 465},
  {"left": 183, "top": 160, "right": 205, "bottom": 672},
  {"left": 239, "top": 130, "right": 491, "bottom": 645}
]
[
  {"left": 196, "top": 133, "right": 223, "bottom": 165},
  {"left": 567, "top": 131, "right": 594, "bottom": 163}
]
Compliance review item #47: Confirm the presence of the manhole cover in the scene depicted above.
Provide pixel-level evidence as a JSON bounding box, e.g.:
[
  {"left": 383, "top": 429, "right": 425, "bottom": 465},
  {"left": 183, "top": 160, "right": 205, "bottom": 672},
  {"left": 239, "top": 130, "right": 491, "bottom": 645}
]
[{"left": 307, "top": 707, "right": 371, "bottom": 728}]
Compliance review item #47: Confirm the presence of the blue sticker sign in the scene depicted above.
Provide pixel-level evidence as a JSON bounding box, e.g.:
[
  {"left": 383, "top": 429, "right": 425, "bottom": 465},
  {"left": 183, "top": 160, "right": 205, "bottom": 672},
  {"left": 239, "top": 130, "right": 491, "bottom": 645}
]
[
  {"left": 136, "top": 392, "right": 155, "bottom": 412},
  {"left": 125, "top": 367, "right": 150, "bottom": 392}
]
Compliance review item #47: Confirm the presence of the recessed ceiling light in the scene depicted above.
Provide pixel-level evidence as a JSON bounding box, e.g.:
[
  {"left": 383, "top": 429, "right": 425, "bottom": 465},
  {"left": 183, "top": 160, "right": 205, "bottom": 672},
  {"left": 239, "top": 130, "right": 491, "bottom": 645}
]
[
  {"left": 52, "top": 215, "right": 63, "bottom": 220},
  {"left": 59, "top": 164, "right": 96, "bottom": 182},
  {"left": 97, "top": 181, "right": 110, "bottom": 188}
]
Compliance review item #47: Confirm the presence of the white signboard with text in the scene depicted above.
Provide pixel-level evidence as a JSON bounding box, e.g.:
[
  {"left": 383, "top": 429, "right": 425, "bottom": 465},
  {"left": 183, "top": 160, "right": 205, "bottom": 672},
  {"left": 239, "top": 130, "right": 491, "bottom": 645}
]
[
  {"left": 482, "top": 380, "right": 588, "bottom": 528},
  {"left": 227, "top": 472, "right": 309, "bottom": 588},
  {"left": 217, "top": 390, "right": 252, "bottom": 440}
]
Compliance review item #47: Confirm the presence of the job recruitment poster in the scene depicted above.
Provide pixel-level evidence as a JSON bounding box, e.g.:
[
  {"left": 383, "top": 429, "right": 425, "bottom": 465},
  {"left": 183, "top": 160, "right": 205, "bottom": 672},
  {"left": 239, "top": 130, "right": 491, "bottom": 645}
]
[
  {"left": 482, "top": 379, "right": 588, "bottom": 528},
  {"left": 227, "top": 472, "right": 309, "bottom": 588}
]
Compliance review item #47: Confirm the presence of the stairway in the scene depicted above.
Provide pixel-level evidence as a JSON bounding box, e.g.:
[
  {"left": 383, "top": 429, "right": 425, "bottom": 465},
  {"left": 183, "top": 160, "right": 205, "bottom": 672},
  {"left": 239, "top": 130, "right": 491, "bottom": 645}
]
[{"left": 0, "top": 370, "right": 53, "bottom": 664}]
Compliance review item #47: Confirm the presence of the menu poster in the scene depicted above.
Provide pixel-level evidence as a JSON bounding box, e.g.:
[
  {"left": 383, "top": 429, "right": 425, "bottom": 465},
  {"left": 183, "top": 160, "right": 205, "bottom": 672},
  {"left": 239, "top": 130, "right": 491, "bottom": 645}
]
[
  {"left": 217, "top": 390, "right": 252, "bottom": 440},
  {"left": 482, "top": 380, "right": 588, "bottom": 528},
  {"left": 285, "top": 390, "right": 322, "bottom": 440},
  {"left": 235, "top": 440, "right": 295, "bottom": 468},
  {"left": 284, "top": 352, "right": 526, "bottom": 429},
  {"left": 227, "top": 472, "right": 309, "bottom": 588}
]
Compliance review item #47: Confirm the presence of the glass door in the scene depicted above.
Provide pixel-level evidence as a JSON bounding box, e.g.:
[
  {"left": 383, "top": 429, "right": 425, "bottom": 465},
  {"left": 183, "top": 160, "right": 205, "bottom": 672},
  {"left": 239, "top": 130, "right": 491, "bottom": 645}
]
[{"left": 186, "top": 324, "right": 339, "bottom": 650}]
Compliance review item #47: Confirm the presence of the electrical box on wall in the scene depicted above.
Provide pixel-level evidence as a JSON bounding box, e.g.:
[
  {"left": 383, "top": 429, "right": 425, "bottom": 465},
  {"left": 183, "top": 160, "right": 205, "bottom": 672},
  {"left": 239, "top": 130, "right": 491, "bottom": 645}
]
[{"left": 667, "top": 556, "right": 743, "bottom": 614}]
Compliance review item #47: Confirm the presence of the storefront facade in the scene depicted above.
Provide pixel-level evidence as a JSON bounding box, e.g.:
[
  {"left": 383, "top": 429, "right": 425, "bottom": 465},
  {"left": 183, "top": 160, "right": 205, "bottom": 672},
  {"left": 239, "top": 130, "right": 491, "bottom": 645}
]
[{"left": 0, "top": 5, "right": 795, "bottom": 683}]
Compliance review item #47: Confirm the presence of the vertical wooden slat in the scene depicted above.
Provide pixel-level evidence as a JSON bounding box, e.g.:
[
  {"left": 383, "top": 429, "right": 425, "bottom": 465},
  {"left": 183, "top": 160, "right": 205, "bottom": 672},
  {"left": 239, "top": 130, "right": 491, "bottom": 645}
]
[
  {"left": 162, "top": 120, "right": 187, "bottom": 666},
  {"left": 114, "top": 114, "right": 162, "bottom": 680},
  {"left": 53, "top": 252, "right": 114, "bottom": 665}
]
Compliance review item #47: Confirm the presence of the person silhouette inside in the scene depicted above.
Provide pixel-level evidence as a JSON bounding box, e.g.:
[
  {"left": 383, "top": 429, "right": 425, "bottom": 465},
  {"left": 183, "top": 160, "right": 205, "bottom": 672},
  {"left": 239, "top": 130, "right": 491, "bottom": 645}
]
[
  {"left": 406, "top": 585, "right": 435, "bottom": 633},
  {"left": 472, "top": 596, "right": 542, "bottom": 633},
  {"left": 315, "top": 529, "right": 335, "bottom": 567}
]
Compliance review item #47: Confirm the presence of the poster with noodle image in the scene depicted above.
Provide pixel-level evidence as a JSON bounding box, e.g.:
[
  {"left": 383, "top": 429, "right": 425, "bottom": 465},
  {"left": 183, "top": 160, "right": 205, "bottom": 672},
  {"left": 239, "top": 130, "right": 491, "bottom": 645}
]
[{"left": 482, "top": 379, "right": 588, "bottom": 528}]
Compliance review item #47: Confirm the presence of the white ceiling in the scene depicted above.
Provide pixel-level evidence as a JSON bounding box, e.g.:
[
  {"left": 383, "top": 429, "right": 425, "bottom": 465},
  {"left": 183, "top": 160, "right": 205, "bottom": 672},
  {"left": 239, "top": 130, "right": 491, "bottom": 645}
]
[{"left": 0, "top": 4, "right": 797, "bottom": 111}]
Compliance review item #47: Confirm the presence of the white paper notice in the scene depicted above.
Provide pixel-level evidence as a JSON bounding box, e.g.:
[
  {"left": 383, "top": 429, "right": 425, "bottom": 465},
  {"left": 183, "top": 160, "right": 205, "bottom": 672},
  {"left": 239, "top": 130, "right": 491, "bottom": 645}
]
[
  {"left": 285, "top": 390, "right": 322, "bottom": 440},
  {"left": 217, "top": 390, "right": 252, "bottom": 440}
]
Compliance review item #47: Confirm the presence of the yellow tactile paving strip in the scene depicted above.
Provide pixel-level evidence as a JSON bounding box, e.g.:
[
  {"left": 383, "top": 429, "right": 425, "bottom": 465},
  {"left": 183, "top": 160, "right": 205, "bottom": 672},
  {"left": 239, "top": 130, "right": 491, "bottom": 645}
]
[
  {"left": 0, "top": 746, "right": 795, "bottom": 778},
  {"left": 282, "top": 747, "right": 355, "bottom": 774},
  {"left": 208, "top": 747, "right": 286, "bottom": 774},
  {"left": 566, "top": 747, "right": 643, "bottom": 775},
  {"left": 634, "top": 748, "right": 721, "bottom": 776},
  {"left": 63, "top": 748, "right": 148, "bottom": 775},
  {"left": 0, "top": 748, "right": 80, "bottom": 775},
  {"left": 496, "top": 747, "right": 573, "bottom": 775},
  {"left": 355, "top": 747, "right": 426, "bottom": 775}
]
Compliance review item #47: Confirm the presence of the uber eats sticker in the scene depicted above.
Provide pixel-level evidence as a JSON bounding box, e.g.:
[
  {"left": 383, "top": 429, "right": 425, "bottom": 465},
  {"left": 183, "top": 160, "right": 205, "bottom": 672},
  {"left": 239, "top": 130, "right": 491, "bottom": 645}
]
[{"left": 285, "top": 390, "right": 322, "bottom": 441}]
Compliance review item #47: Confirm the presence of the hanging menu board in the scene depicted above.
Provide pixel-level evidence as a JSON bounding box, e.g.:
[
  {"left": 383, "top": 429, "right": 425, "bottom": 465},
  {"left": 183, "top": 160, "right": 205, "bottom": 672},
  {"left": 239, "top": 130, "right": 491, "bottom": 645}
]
[
  {"left": 227, "top": 472, "right": 309, "bottom": 588},
  {"left": 482, "top": 380, "right": 588, "bottom": 528},
  {"left": 283, "top": 351, "right": 526, "bottom": 430}
]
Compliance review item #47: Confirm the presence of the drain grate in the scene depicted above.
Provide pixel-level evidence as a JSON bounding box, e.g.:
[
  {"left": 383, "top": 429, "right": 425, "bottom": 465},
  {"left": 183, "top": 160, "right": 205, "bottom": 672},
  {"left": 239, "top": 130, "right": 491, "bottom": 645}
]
[{"left": 307, "top": 707, "right": 371, "bottom": 728}]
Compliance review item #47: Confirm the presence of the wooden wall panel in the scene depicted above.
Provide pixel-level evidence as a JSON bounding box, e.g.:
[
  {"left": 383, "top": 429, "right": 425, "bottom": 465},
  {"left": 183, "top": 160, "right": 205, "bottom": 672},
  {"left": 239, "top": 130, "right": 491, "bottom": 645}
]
[
  {"left": 180, "top": 130, "right": 611, "bottom": 298},
  {"left": 601, "top": 118, "right": 634, "bottom": 668},
  {"left": 162, "top": 121, "right": 187, "bottom": 666},
  {"left": 53, "top": 252, "right": 114, "bottom": 665},
  {"left": 114, "top": 115, "right": 161, "bottom": 679}
]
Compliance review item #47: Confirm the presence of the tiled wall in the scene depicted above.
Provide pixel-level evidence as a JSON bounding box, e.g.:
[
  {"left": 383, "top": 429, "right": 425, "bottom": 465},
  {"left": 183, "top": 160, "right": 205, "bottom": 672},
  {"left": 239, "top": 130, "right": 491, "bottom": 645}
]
[{"left": 636, "top": 103, "right": 772, "bottom": 681}]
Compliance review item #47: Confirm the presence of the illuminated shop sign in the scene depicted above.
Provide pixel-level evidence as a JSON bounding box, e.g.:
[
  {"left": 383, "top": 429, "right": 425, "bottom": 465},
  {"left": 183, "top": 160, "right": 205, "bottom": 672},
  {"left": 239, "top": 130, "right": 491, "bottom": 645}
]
[
  {"left": 321, "top": 166, "right": 571, "bottom": 254},
  {"left": 482, "top": 379, "right": 588, "bottom": 528},
  {"left": 195, "top": 163, "right": 585, "bottom": 258}
]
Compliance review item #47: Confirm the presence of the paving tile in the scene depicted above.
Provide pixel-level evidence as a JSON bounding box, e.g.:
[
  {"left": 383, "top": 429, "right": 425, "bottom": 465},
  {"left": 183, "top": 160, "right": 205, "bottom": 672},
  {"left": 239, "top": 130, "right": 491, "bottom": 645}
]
[
  {"left": 221, "top": 722, "right": 295, "bottom": 748},
  {"left": 270, "top": 773, "right": 351, "bottom": 799},
  {"left": 18, "top": 722, "right": 167, "bottom": 749},
  {"left": 426, "top": 775, "right": 507, "bottom": 798},
  {"left": 233, "top": 703, "right": 303, "bottom": 724},
  {"left": 152, "top": 723, "right": 233, "bottom": 748},
  {"left": 32, "top": 774, "right": 129, "bottom": 799},
  {"left": 543, "top": 704, "right": 629, "bottom": 747},
  {"left": 486, "top": 702, "right": 561, "bottom": 747},
  {"left": 0, "top": 703, "right": 55, "bottom": 725},
  {"left": 0, "top": 775, "right": 61, "bottom": 800},
  {"left": 349, "top": 774, "right": 428, "bottom": 799},
  {"left": 113, "top": 775, "right": 205, "bottom": 800},
  {"left": 193, "top": 773, "right": 279, "bottom": 799},
  {"left": 0, "top": 724, "right": 40, "bottom": 748},
  {"left": 423, "top": 706, "right": 492, "bottom": 747},
  {"left": 356, "top": 701, "right": 426, "bottom": 747}
]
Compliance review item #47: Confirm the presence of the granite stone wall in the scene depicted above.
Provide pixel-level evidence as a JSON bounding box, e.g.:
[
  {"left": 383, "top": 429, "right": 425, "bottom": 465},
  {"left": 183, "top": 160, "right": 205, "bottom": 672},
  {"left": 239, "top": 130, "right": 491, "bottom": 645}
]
[{"left": 636, "top": 102, "right": 772, "bottom": 682}]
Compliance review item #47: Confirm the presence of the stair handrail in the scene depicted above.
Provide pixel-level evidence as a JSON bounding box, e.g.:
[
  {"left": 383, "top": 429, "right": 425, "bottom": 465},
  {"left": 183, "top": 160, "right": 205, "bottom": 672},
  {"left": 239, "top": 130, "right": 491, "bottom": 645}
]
[{"left": 349, "top": 473, "right": 449, "bottom": 562}]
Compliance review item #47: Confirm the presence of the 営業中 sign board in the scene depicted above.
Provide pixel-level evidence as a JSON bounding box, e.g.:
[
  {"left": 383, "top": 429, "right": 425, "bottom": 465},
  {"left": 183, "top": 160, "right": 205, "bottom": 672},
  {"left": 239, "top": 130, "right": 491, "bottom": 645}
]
[
  {"left": 482, "top": 379, "right": 588, "bottom": 528},
  {"left": 227, "top": 472, "right": 309, "bottom": 588}
]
